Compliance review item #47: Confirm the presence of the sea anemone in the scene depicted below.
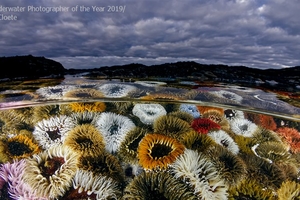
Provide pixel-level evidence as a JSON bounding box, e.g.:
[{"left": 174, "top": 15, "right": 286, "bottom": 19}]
[
  {"left": 0, "top": 134, "right": 41, "bottom": 163},
  {"left": 137, "top": 133, "right": 185, "bottom": 170},
  {"left": 202, "top": 110, "right": 229, "bottom": 129},
  {"left": 153, "top": 115, "right": 192, "bottom": 138},
  {"left": 228, "top": 178, "right": 275, "bottom": 200},
  {"left": 97, "top": 83, "right": 136, "bottom": 98},
  {"left": 277, "top": 180, "right": 300, "bottom": 200},
  {"left": 68, "top": 102, "right": 106, "bottom": 113},
  {"left": 0, "top": 159, "right": 44, "bottom": 199},
  {"left": 180, "top": 130, "right": 216, "bottom": 154},
  {"left": 96, "top": 112, "right": 136, "bottom": 153},
  {"left": 245, "top": 113, "right": 277, "bottom": 131},
  {"left": 276, "top": 127, "right": 300, "bottom": 153},
  {"left": 32, "top": 115, "right": 75, "bottom": 149},
  {"left": 242, "top": 154, "right": 286, "bottom": 190},
  {"left": 122, "top": 171, "right": 197, "bottom": 200},
  {"left": 251, "top": 141, "right": 291, "bottom": 164},
  {"left": 191, "top": 118, "right": 221, "bottom": 134},
  {"left": 208, "top": 130, "right": 239, "bottom": 155},
  {"left": 63, "top": 88, "right": 104, "bottom": 99},
  {"left": 224, "top": 109, "right": 244, "bottom": 121},
  {"left": 206, "top": 146, "right": 246, "bottom": 187},
  {"left": 70, "top": 111, "right": 100, "bottom": 126},
  {"left": 230, "top": 118, "right": 258, "bottom": 137},
  {"left": 22, "top": 145, "right": 79, "bottom": 199},
  {"left": 179, "top": 104, "right": 201, "bottom": 118},
  {"left": 78, "top": 153, "right": 125, "bottom": 187},
  {"left": 108, "top": 101, "right": 133, "bottom": 115},
  {"left": 32, "top": 104, "right": 71, "bottom": 124},
  {"left": 210, "top": 90, "right": 243, "bottom": 104},
  {"left": 196, "top": 106, "right": 224, "bottom": 116},
  {"left": 36, "top": 85, "right": 77, "bottom": 99},
  {"left": 132, "top": 103, "right": 167, "bottom": 125},
  {"left": 232, "top": 134, "right": 256, "bottom": 156},
  {"left": 64, "top": 124, "right": 105, "bottom": 158},
  {"left": 62, "top": 169, "right": 122, "bottom": 200},
  {"left": 118, "top": 127, "right": 149, "bottom": 164},
  {"left": 252, "top": 128, "right": 282, "bottom": 144},
  {"left": 170, "top": 149, "right": 228, "bottom": 199},
  {"left": 0, "top": 109, "right": 32, "bottom": 134},
  {"left": 168, "top": 111, "right": 194, "bottom": 124}
]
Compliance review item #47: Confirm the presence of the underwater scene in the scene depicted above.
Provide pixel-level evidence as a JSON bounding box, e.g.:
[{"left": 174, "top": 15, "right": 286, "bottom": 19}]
[{"left": 0, "top": 75, "right": 300, "bottom": 200}]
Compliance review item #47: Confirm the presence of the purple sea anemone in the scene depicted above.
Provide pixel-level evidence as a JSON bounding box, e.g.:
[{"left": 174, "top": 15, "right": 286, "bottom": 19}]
[{"left": 0, "top": 159, "right": 44, "bottom": 199}]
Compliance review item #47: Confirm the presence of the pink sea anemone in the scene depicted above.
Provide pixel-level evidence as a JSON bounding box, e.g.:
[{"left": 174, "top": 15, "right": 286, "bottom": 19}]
[{"left": 0, "top": 159, "right": 45, "bottom": 199}]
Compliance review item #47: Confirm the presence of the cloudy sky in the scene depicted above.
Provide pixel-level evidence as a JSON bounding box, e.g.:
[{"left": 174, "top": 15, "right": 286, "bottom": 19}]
[{"left": 1, "top": 0, "right": 300, "bottom": 69}]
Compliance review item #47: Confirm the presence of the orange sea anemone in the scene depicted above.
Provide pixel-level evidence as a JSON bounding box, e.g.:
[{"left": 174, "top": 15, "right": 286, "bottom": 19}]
[
  {"left": 276, "top": 127, "right": 300, "bottom": 153},
  {"left": 68, "top": 102, "right": 106, "bottom": 113},
  {"left": 137, "top": 133, "right": 185, "bottom": 170},
  {"left": 196, "top": 106, "right": 224, "bottom": 115},
  {"left": 191, "top": 118, "right": 221, "bottom": 134},
  {"left": 245, "top": 113, "right": 277, "bottom": 131},
  {"left": 0, "top": 134, "right": 41, "bottom": 163}
]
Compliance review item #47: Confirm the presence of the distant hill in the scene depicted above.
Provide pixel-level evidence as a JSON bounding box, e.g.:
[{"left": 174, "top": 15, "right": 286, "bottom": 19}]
[{"left": 0, "top": 55, "right": 65, "bottom": 79}]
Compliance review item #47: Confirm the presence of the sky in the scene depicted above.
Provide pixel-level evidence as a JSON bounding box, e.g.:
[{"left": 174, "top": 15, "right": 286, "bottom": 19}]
[{"left": 0, "top": 0, "right": 300, "bottom": 69}]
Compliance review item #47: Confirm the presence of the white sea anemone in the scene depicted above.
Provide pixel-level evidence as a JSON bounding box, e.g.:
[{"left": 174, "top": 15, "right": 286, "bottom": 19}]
[
  {"left": 70, "top": 169, "right": 121, "bottom": 200},
  {"left": 22, "top": 145, "right": 79, "bottom": 199},
  {"left": 36, "top": 85, "right": 77, "bottom": 99},
  {"left": 97, "top": 83, "right": 136, "bottom": 98},
  {"left": 170, "top": 149, "right": 228, "bottom": 199},
  {"left": 230, "top": 118, "right": 258, "bottom": 137},
  {"left": 132, "top": 103, "right": 167, "bottom": 125},
  {"left": 33, "top": 115, "right": 75, "bottom": 149},
  {"left": 96, "top": 112, "right": 136, "bottom": 153},
  {"left": 208, "top": 130, "right": 239, "bottom": 155},
  {"left": 211, "top": 90, "right": 243, "bottom": 103}
]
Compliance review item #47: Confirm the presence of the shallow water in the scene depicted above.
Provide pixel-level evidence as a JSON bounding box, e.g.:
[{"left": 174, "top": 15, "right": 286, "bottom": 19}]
[{"left": 0, "top": 77, "right": 300, "bottom": 199}]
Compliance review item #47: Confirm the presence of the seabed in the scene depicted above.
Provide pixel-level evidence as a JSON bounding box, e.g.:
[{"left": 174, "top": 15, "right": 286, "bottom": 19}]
[{"left": 0, "top": 76, "right": 300, "bottom": 199}]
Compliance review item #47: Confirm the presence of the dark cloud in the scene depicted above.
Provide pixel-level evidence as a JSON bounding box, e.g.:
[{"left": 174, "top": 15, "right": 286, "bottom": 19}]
[{"left": 0, "top": 0, "right": 299, "bottom": 69}]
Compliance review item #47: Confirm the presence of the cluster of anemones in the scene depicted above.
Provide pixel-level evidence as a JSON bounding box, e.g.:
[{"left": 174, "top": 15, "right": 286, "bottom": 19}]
[{"left": 0, "top": 100, "right": 299, "bottom": 200}]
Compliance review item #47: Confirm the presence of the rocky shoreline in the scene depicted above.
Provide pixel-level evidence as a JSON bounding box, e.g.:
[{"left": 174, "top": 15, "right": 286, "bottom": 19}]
[{"left": 1, "top": 55, "right": 300, "bottom": 93}]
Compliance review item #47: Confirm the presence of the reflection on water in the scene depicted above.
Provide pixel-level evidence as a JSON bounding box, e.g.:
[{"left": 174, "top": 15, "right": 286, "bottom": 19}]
[{"left": 0, "top": 77, "right": 300, "bottom": 199}]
